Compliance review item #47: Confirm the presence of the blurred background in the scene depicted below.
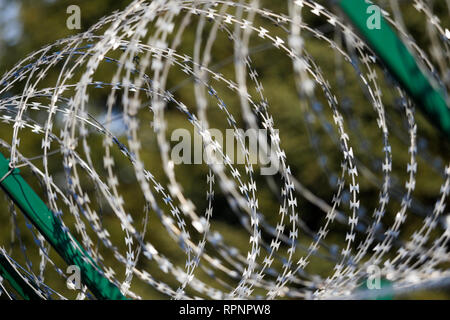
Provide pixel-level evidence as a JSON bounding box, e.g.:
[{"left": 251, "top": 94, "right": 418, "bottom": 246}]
[{"left": 0, "top": 0, "right": 449, "bottom": 299}]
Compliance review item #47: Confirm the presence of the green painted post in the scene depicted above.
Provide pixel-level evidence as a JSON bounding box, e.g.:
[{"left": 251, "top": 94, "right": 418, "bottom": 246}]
[
  {"left": 358, "top": 278, "right": 394, "bottom": 300},
  {"left": 339, "top": 0, "right": 450, "bottom": 139},
  {"left": 0, "top": 252, "right": 44, "bottom": 300},
  {"left": 0, "top": 153, "right": 126, "bottom": 300}
]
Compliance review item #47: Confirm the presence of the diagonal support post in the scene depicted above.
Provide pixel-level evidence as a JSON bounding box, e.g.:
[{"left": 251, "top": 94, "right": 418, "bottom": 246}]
[
  {"left": 339, "top": 0, "right": 450, "bottom": 139},
  {"left": 0, "top": 152, "right": 126, "bottom": 300},
  {"left": 0, "top": 251, "right": 45, "bottom": 300}
]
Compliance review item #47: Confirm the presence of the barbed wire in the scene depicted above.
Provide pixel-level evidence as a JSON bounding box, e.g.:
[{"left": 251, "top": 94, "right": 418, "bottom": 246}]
[{"left": 0, "top": 0, "right": 448, "bottom": 300}]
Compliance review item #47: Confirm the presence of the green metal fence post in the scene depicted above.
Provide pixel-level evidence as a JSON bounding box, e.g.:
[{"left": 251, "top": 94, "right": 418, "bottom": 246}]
[
  {"left": 0, "top": 152, "right": 126, "bottom": 300},
  {"left": 339, "top": 0, "right": 450, "bottom": 139},
  {"left": 0, "top": 252, "right": 45, "bottom": 300}
]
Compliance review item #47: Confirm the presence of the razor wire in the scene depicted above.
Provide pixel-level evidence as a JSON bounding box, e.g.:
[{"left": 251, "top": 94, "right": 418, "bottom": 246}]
[{"left": 0, "top": 0, "right": 449, "bottom": 300}]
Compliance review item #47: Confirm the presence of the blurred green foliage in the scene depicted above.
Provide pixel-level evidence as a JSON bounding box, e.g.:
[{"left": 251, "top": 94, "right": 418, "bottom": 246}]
[{"left": 0, "top": 0, "right": 449, "bottom": 299}]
